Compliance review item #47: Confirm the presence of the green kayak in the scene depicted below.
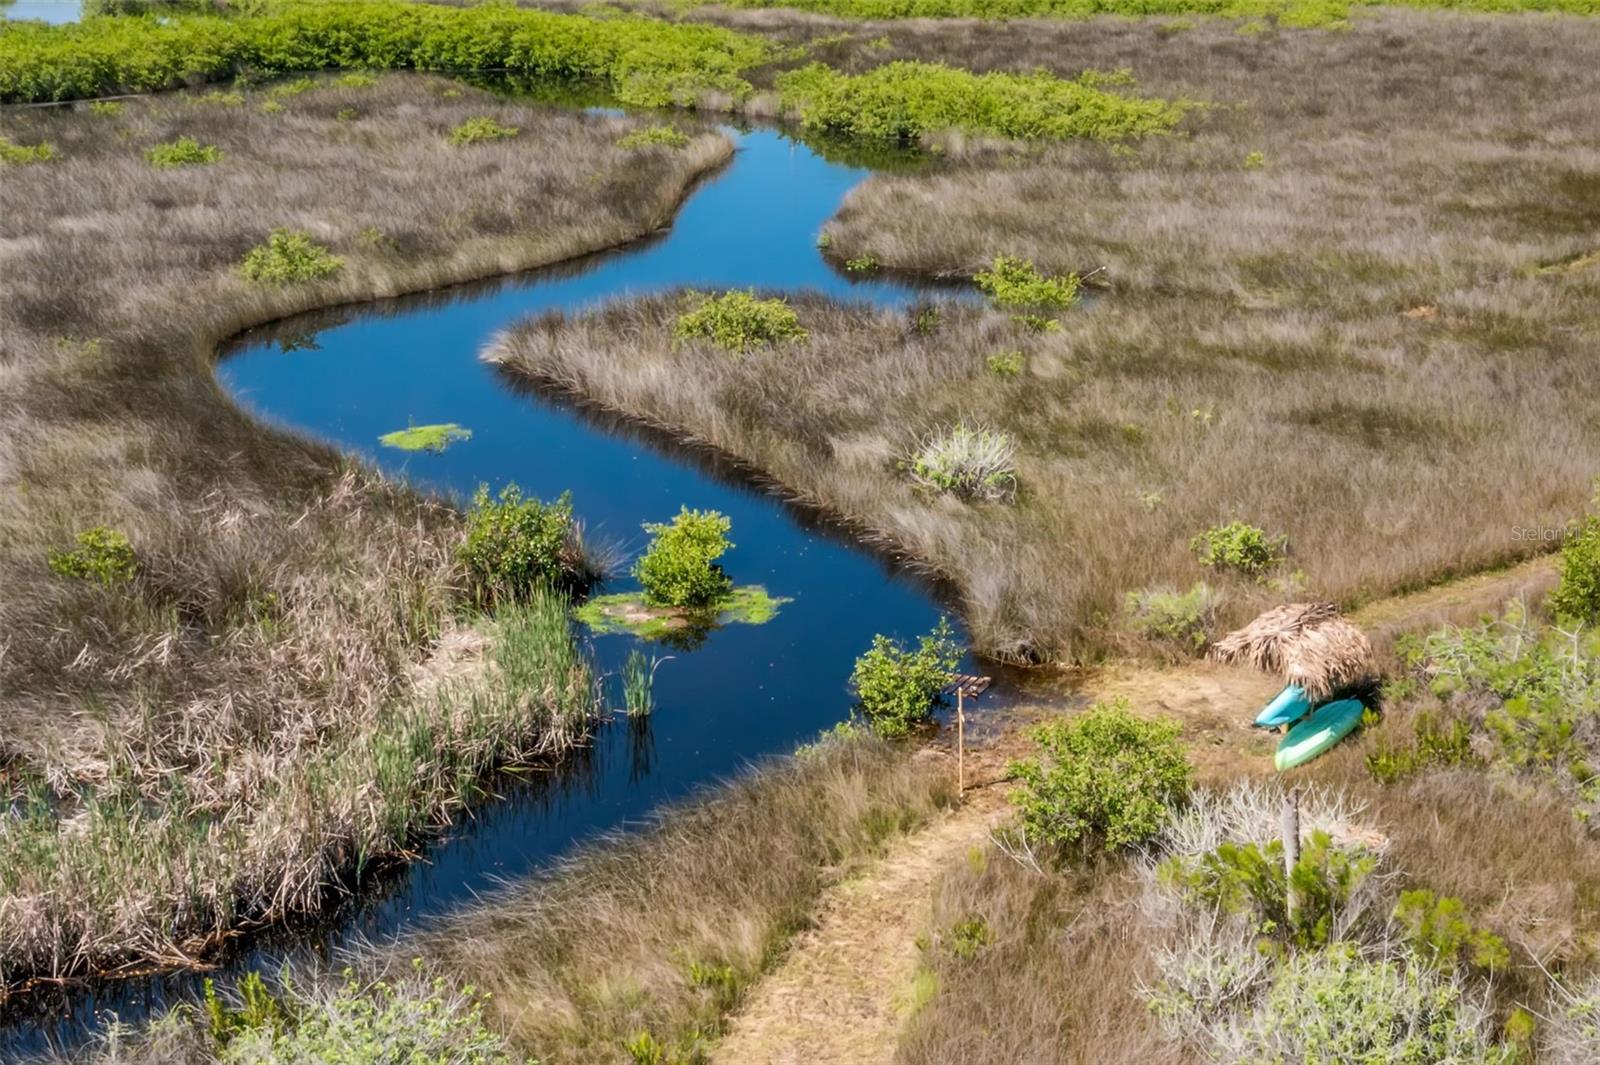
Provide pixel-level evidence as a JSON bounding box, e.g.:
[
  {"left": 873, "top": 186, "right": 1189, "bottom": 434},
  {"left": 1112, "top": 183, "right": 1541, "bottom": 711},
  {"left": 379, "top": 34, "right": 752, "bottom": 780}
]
[{"left": 1275, "top": 698, "right": 1365, "bottom": 771}]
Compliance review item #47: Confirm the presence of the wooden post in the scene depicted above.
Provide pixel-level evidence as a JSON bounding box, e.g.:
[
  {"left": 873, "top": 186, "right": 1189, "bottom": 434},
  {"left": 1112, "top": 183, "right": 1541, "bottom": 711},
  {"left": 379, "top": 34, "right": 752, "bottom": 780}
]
[
  {"left": 956, "top": 687, "right": 965, "bottom": 796},
  {"left": 1281, "top": 786, "right": 1301, "bottom": 926}
]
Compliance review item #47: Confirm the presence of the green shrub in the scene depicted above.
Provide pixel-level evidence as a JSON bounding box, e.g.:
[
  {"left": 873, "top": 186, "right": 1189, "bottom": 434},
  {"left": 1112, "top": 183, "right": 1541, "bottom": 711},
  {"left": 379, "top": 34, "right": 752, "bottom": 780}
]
[
  {"left": 850, "top": 617, "right": 960, "bottom": 738},
  {"left": 457, "top": 484, "right": 578, "bottom": 605},
  {"left": 986, "top": 350, "right": 1024, "bottom": 378},
  {"left": 86, "top": 99, "right": 124, "bottom": 116},
  {"left": 1232, "top": 945, "right": 1514, "bottom": 1065},
  {"left": 1365, "top": 708, "right": 1480, "bottom": 783},
  {"left": 617, "top": 124, "right": 690, "bottom": 150},
  {"left": 217, "top": 969, "right": 518, "bottom": 1065},
  {"left": 845, "top": 254, "right": 879, "bottom": 273},
  {"left": 1391, "top": 889, "right": 1509, "bottom": 973},
  {"left": 336, "top": 71, "right": 379, "bottom": 88},
  {"left": 1551, "top": 515, "right": 1600, "bottom": 622},
  {"left": 1190, "top": 520, "right": 1285, "bottom": 578},
  {"left": 47, "top": 526, "right": 136, "bottom": 585},
  {"left": 0, "top": 136, "right": 56, "bottom": 165},
  {"left": 776, "top": 61, "right": 1185, "bottom": 143},
  {"left": 910, "top": 304, "right": 941, "bottom": 336},
  {"left": 0, "top": 3, "right": 773, "bottom": 108},
  {"left": 145, "top": 136, "right": 222, "bottom": 168},
  {"left": 449, "top": 116, "right": 519, "bottom": 145},
  {"left": 1009, "top": 699, "right": 1191, "bottom": 854},
  {"left": 974, "top": 255, "right": 1080, "bottom": 313},
  {"left": 239, "top": 228, "right": 343, "bottom": 286},
  {"left": 634, "top": 507, "right": 734, "bottom": 608},
  {"left": 908, "top": 422, "right": 1017, "bottom": 502},
  {"left": 673, "top": 290, "right": 807, "bottom": 354},
  {"left": 1163, "top": 830, "right": 1376, "bottom": 950},
  {"left": 267, "top": 75, "right": 316, "bottom": 99},
  {"left": 1125, "top": 582, "right": 1219, "bottom": 653}
]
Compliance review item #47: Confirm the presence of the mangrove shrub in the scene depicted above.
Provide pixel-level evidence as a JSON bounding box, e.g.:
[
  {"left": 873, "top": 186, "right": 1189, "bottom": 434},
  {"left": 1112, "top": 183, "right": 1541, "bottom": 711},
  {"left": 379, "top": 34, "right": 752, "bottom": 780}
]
[
  {"left": 674, "top": 290, "right": 807, "bottom": 354},
  {"left": 449, "top": 116, "right": 519, "bottom": 146},
  {"left": 1190, "top": 520, "right": 1285, "bottom": 578},
  {"left": 850, "top": 617, "right": 960, "bottom": 738},
  {"left": 635, "top": 507, "right": 734, "bottom": 608},
  {"left": 1551, "top": 515, "right": 1600, "bottom": 622},
  {"left": 776, "top": 61, "right": 1185, "bottom": 142},
  {"left": 458, "top": 485, "right": 577, "bottom": 604},
  {"left": 145, "top": 136, "right": 222, "bottom": 168},
  {"left": 1009, "top": 699, "right": 1190, "bottom": 853},
  {"left": 47, "top": 526, "right": 136, "bottom": 585},
  {"left": 239, "top": 228, "right": 343, "bottom": 286},
  {"left": 0, "top": 2, "right": 772, "bottom": 107}
]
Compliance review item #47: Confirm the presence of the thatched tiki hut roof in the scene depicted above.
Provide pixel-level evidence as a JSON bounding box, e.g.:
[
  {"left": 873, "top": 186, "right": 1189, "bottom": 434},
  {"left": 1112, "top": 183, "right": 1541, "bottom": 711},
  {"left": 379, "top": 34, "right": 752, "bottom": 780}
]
[{"left": 1208, "top": 602, "right": 1373, "bottom": 700}]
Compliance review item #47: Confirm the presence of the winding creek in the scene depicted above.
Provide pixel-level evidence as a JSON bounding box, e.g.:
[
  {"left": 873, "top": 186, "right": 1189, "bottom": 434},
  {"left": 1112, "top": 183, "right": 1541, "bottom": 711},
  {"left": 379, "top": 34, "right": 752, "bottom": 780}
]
[{"left": 3, "top": 116, "right": 1010, "bottom": 1057}]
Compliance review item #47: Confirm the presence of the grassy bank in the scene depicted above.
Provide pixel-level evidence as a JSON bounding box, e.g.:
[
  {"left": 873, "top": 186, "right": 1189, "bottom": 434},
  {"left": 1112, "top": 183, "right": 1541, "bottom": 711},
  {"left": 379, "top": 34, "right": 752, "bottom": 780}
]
[
  {"left": 55, "top": 731, "right": 955, "bottom": 1064},
  {"left": 694, "top": 0, "right": 1600, "bottom": 26},
  {"left": 0, "top": 73, "right": 732, "bottom": 989},
  {"left": 493, "top": 11, "right": 1600, "bottom": 663}
]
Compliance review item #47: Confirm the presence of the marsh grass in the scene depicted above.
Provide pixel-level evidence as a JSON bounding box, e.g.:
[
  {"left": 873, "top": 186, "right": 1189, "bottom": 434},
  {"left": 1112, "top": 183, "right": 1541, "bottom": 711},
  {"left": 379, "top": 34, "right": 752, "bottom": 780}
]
[
  {"left": 0, "top": 74, "right": 732, "bottom": 988},
  {"left": 496, "top": 12, "right": 1600, "bottom": 663},
  {"left": 413, "top": 732, "right": 955, "bottom": 1063}
]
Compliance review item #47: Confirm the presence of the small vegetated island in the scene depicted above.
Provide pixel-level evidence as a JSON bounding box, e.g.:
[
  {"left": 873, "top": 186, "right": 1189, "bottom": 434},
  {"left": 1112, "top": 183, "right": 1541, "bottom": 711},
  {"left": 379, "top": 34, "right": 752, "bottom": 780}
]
[{"left": 8, "top": 0, "right": 1600, "bottom": 1062}]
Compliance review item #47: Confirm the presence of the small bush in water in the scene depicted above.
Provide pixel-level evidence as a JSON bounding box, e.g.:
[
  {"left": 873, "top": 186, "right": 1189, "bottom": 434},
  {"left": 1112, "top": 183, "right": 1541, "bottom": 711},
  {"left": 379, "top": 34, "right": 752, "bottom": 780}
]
[
  {"left": 908, "top": 422, "right": 1017, "bottom": 502},
  {"left": 1552, "top": 515, "right": 1600, "bottom": 622},
  {"left": 449, "top": 116, "right": 519, "bottom": 145},
  {"left": 47, "top": 526, "right": 136, "bottom": 585},
  {"left": 458, "top": 484, "right": 577, "bottom": 605},
  {"left": 674, "top": 290, "right": 807, "bottom": 354},
  {"left": 635, "top": 507, "right": 734, "bottom": 608},
  {"left": 1009, "top": 699, "right": 1190, "bottom": 854},
  {"left": 1190, "top": 520, "right": 1285, "bottom": 578},
  {"left": 239, "top": 228, "right": 342, "bottom": 286},
  {"left": 850, "top": 617, "right": 960, "bottom": 738},
  {"left": 145, "top": 136, "right": 222, "bottom": 168},
  {"left": 617, "top": 124, "right": 689, "bottom": 150}
]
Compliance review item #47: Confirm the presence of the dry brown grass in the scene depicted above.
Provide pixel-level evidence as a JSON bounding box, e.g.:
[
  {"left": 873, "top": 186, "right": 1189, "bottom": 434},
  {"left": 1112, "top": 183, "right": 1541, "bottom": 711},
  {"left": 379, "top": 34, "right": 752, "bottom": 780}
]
[
  {"left": 491, "top": 10, "right": 1600, "bottom": 664},
  {"left": 0, "top": 73, "right": 731, "bottom": 990},
  {"left": 412, "top": 732, "right": 956, "bottom": 1065}
]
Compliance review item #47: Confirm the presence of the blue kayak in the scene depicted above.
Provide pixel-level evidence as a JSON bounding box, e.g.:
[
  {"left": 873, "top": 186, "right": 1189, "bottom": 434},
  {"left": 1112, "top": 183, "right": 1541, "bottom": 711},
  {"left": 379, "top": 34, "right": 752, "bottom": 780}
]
[
  {"left": 1254, "top": 684, "right": 1312, "bottom": 729},
  {"left": 1275, "top": 698, "right": 1366, "bottom": 771}
]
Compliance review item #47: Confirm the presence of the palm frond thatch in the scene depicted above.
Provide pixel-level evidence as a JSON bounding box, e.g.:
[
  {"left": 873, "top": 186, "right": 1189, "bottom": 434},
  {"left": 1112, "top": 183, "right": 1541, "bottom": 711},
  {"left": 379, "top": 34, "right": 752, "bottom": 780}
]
[{"left": 1208, "top": 602, "right": 1372, "bottom": 700}]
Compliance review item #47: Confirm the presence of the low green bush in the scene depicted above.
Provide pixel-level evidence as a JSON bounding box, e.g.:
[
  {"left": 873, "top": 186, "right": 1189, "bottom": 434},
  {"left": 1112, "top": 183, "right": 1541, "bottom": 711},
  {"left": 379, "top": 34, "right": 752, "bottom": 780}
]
[
  {"left": 336, "top": 71, "right": 379, "bottom": 88},
  {"left": 1365, "top": 708, "right": 1480, "bottom": 783},
  {"left": 0, "top": 2, "right": 773, "bottom": 107},
  {"left": 673, "top": 290, "right": 807, "bottom": 354},
  {"left": 457, "top": 484, "right": 578, "bottom": 605},
  {"left": 1125, "top": 582, "right": 1219, "bottom": 653},
  {"left": 850, "top": 617, "right": 960, "bottom": 738},
  {"left": 1163, "top": 830, "right": 1376, "bottom": 950},
  {"left": 985, "top": 350, "right": 1024, "bottom": 378},
  {"left": 239, "top": 228, "right": 343, "bottom": 286},
  {"left": 1391, "top": 889, "right": 1509, "bottom": 973},
  {"left": 1551, "top": 515, "right": 1600, "bottom": 622},
  {"left": 1009, "top": 699, "right": 1191, "bottom": 854},
  {"left": 0, "top": 136, "right": 57, "bottom": 165},
  {"left": 449, "top": 116, "right": 519, "bottom": 145},
  {"left": 908, "top": 422, "right": 1017, "bottom": 502},
  {"left": 617, "top": 124, "right": 690, "bottom": 150},
  {"left": 776, "top": 61, "right": 1186, "bottom": 142},
  {"left": 1190, "top": 520, "right": 1285, "bottom": 578},
  {"left": 634, "top": 507, "right": 735, "bottom": 608},
  {"left": 974, "top": 255, "right": 1080, "bottom": 313},
  {"left": 47, "top": 526, "right": 136, "bottom": 585},
  {"left": 1232, "top": 945, "right": 1514, "bottom": 1065},
  {"left": 145, "top": 136, "right": 222, "bottom": 168}
]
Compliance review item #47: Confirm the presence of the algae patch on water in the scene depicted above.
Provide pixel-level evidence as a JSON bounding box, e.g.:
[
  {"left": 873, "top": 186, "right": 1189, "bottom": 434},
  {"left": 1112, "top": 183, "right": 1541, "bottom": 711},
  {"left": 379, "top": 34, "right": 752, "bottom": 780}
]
[
  {"left": 379, "top": 423, "right": 472, "bottom": 453},
  {"left": 576, "top": 585, "right": 789, "bottom": 640}
]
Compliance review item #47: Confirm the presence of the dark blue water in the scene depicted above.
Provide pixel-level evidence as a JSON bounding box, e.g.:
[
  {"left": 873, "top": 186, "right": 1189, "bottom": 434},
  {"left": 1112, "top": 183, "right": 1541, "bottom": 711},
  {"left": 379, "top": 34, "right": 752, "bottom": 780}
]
[{"left": 4, "top": 123, "right": 994, "bottom": 1056}]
